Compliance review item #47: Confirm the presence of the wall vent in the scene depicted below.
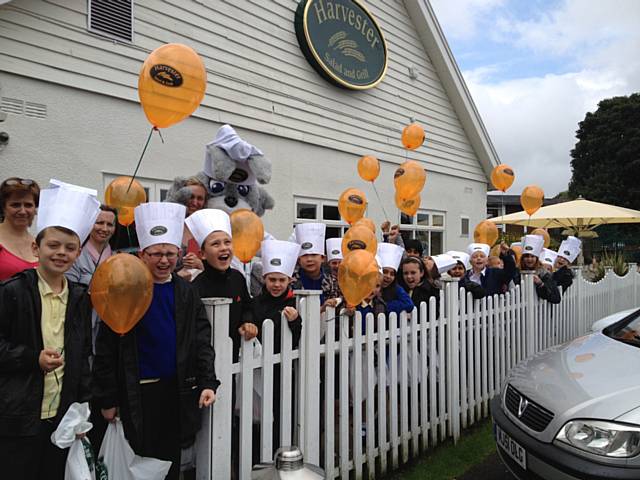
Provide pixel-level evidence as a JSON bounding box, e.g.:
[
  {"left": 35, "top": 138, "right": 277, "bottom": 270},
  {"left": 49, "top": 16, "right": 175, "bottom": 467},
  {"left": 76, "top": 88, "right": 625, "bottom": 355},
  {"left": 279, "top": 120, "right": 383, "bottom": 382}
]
[
  {"left": 25, "top": 102, "right": 47, "bottom": 119},
  {"left": 88, "top": 0, "right": 133, "bottom": 43},
  {"left": 0, "top": 97, "right": 24, "bottom": 115}
]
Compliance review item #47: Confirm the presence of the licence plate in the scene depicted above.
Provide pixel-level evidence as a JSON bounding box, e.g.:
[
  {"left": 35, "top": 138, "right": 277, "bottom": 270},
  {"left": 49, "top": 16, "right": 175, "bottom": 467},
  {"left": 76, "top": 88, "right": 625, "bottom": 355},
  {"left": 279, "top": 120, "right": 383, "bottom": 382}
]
[{"left": 496, "top": 424, "right": 527, "bottom": 470}]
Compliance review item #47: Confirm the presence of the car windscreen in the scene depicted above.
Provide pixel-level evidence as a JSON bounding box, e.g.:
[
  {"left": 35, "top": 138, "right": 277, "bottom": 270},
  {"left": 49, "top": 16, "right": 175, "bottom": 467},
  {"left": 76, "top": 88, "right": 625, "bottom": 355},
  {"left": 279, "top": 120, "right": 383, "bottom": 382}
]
[{"left": 604, "top": 308, "right": 640, "bottom": 348}]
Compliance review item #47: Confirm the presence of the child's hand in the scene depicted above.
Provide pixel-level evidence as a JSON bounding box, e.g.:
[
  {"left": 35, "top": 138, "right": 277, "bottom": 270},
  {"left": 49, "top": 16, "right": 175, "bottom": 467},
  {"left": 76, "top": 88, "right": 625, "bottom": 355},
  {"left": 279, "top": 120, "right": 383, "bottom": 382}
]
[
  {"left": 282, "top": 306, "right": 299, "bottom": 322},
  {"left": 342, "top": 306, "right": 356, "bottom": 317},
  {"left": 101, "top": 407, "right": 117, "bottom": 423},
  {"left": 39, "top": 348, "right": 64, "bottom": 373},
  {"left": 381, "top": 220, "right": 391, "bottom": 233},
  {"left": 238, "top": 323, "right": 258, "bottom": 340},
  {"left": 182, "top": 252, "right": 204, "bottom": 271},
  {"left": 199, "top": 389, "right": 216, "bottom": 408}
]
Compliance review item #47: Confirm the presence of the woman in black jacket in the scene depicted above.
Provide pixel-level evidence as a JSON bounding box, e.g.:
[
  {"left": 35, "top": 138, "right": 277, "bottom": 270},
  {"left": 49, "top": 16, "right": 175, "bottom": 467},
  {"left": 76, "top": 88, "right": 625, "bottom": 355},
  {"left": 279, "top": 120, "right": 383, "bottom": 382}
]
[{"left": 399, "top": 256, "right": 441, "bottom": 315}]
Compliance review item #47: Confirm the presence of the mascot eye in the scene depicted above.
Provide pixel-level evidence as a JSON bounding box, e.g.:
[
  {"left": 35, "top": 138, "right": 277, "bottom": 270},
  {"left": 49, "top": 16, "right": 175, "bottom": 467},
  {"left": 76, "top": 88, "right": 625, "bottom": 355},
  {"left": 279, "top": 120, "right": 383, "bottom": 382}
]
[
  {"left": 237, "top": 185, "right": 250, "bottom": 197},
  {"left": 209, "top": 181, "right": 225, "bottom": 194}
]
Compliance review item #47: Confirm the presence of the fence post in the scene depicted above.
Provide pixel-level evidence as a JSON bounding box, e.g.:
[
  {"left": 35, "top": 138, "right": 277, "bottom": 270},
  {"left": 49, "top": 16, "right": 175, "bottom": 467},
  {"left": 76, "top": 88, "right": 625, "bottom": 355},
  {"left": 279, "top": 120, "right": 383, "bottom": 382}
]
[
  {"left": 605, "top": 267, "right": 615, "bottom": 315},
  {"left": 629, "top": 263, "right": 638, "bottom": 307},
  {"left": 521, "top": 271, "right": 536, "bottom": 358},
  {"left": 295, "top": 289, "right": 322, "bottom": 465},
  {"left": 197, "top": 298, "right": 232, "bottom": 480},
  {"left": 443, "top": 277, "right": 461, "bottom": 443}
]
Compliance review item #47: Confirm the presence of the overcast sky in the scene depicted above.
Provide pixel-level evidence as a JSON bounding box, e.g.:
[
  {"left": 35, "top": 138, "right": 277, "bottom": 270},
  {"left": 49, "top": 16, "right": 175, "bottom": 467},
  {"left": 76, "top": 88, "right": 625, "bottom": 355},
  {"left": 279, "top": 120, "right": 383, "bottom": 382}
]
[{"left": 430, "top": 0, "right": 640, "bottom": 196}]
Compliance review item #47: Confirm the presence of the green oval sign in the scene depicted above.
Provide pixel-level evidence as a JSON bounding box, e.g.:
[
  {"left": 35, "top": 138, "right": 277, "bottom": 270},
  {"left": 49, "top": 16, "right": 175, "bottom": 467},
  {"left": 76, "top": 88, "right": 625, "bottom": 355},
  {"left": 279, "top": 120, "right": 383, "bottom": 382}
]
[{"left": 295, "top": 0, "right": 388, "bottom": 90}]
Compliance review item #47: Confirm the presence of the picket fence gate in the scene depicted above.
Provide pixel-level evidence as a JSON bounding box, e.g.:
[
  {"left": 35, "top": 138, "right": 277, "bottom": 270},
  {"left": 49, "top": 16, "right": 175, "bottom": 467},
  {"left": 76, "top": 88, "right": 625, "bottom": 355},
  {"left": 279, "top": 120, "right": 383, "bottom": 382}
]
[{"left": 196, "top": 265, "right": 640, "bottom": 480}]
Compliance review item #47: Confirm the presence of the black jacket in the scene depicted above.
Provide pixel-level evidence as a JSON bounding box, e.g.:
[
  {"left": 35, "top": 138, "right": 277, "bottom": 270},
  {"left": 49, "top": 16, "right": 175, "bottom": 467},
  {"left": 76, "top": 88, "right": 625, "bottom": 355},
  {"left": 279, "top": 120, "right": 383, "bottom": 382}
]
[
  {"left": 553, "top": 266, "right": 574, "bottom": 293},
  {"left": 0, "top": 268, "right": 92, "bottom": 436},
  {"left": 458, "top": 276, "right": 487, "bottom": 300},
  {"left": 252, "top": 287, "right": 301, "bottom": 353},
  {"left": 93, "top": 273, "right": 218, "bottom": 449},
  {"left": 400, "top": 280, "right": 441, "bottom": 317},
  {"left": 534, "top": 268, "right": 562, "bottom": 304},
  {"left": 193, "top": 264, "right": 255, "bottom": 358}
]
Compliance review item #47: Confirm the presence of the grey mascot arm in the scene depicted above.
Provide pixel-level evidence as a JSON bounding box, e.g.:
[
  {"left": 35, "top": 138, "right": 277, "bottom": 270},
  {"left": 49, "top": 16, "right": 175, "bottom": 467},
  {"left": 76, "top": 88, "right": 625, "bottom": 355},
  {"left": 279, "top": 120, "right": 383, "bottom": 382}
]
[
  {"left": 165, "top": 176, "right": 193, "bottom": 207},
  {"left": 254, "top": 186, "right": 275, "bottom": 217}
]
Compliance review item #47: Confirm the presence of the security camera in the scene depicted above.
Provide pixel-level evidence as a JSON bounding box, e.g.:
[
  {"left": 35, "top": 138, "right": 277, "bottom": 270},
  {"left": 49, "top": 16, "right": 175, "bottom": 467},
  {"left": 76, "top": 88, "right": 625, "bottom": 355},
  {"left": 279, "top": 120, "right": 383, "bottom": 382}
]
[{"left": 0, "top": 132, "right": 9, "bottom": 145}]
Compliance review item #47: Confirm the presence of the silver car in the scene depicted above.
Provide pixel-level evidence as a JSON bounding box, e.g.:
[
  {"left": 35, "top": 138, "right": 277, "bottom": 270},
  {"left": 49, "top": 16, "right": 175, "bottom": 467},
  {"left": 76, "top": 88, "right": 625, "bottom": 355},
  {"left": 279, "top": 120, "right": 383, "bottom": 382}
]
[{"left": 491, "top": 308, "right": 640, "bottom": 479}]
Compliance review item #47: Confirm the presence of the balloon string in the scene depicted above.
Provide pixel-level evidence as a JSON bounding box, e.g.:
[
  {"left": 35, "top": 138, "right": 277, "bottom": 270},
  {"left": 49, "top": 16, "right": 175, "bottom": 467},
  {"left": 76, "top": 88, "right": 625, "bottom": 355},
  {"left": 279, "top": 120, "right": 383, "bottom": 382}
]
[
  {"left": 372, "top": 181, "right": 389, "bottom": 222},
  {"left": 127, "top": 126, "right": 156, "bottom": 193},
  {"left": 500, "top": 191, "right": 505, "bottom": 241},
  {"left": 127, "top": 225, "right": 132, "bottom": 247}
]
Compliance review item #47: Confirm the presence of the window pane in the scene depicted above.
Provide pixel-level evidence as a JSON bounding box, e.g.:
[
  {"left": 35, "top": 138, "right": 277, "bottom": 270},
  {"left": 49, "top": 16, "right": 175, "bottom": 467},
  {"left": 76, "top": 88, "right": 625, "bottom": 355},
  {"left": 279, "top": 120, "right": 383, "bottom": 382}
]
[
  {"left": 416, "top": 230, "right": 430, "bottom": 254},
  {"left": 461, "top": 217, "right": 469, "bottom": 236},
  {"left": 400, "top": 213, "right": 413, "bottom": 225},
  {"left": 431, "top": 231, "right": 443, "bottom": 255},
  {"left": 326, "top": 226, "right": 342, "bottom": 239},
  {"left": 487, "top": 208, "right": 499, "bottom": 218},
  {"left": 399, "top": 230, "right": 414, "bottom": 244},
  {"left": 432, "top": 214, "right": 444, "bottom": 227},
  {"left": 417, "top": 213, "right": 429, "bottom": 226},
  {"left": 160, "top": 189, "right": 169, "bottom": 202},
  {"left": 297, "top": 203, "right": 317, "bottom": 219},
  {"left": 323, "top": 205, "right": 340, "bottom": 221},
  {"left": 143, "top": 187, "right": 150, "bottom": 201}
]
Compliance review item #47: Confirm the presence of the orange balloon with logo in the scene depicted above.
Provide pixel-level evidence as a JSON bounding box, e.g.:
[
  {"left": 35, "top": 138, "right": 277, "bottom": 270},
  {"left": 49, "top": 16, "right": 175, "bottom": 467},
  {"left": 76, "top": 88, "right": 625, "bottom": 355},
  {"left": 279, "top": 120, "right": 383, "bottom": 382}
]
[
  {"left": 395, "top": 191, "right": 421, "bottom": 216},
  {"left": 521, "top": 185, "right": 544, "bottom": 216},
  {"left": 105, "top": 176, "right": 147, "bottom": 210},
  {"left": 117, "top": 207, "right": 135, "bottom": 227},
  {"left": 338, "top": 188, "right": 367, "bottom": 225},
  {"left": 230, "top": 209, "right": 264, "bottom": 263},
  {"left": 491, "top": 165, "right": 515, "bottom": 192},
  {"left": 394, "top": 160, "right": 426, "bottom": 199},
  {"left": 91, "top": 254, "right": 153, "bottom": 334},
  {"left": 338, "top": 249, "right": 380, "bottom": 307},
  {"left": 401, "top": 123, "right": 425, "bottom": 150},
  {"left": 474, "top": 220, "right": 499, "bottom": 246},
  {"left": 531, "top": 228, "right": 550, "bottom": 248},
  {"left": 341, "top": 224, "right": 378, "bottom": 257},
  {"left": 357, "top": 155, "right": 380, "bottom": 182},
  {"left": 138, "top": 43, "right": 207, "bottom": 129},
  {"left": 353, "top": 217, "right": 376, "bottom": 234}
]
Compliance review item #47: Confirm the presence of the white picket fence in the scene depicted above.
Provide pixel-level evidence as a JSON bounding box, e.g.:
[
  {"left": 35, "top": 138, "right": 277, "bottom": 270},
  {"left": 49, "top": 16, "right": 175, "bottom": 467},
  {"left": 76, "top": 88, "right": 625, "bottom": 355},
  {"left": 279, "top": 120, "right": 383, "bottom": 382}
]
[{"left": 196, "top": 265, "right": 640, "bottom": 480}]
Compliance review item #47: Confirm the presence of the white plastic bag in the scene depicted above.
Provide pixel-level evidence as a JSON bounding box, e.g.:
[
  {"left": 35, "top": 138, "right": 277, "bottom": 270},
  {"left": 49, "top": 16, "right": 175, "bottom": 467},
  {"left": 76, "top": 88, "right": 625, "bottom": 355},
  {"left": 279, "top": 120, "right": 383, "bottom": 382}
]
[{"left": 98, "top": 418, "right": 172, "bottom": 480}]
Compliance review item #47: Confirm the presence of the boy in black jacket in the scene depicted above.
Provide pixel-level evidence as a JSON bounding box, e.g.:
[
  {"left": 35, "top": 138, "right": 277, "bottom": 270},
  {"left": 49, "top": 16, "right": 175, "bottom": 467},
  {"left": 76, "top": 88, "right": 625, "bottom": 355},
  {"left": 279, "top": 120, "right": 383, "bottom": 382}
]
[
  {"left": 0, "top": 184, "right": 99, "bottom": 480},
  {"left": 446, "top": 250, "right": 486, "bottom": 300}
]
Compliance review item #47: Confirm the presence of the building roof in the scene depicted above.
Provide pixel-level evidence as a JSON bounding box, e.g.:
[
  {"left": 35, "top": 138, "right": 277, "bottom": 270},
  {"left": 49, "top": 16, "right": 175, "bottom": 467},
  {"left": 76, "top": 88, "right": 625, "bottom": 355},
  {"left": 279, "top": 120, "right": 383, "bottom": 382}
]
[
  {"left": 487, "top": 194, "right": 562, "bottom": 207},
  {"left": 404, "top": 0, "right": 500, "bottom": 181}
]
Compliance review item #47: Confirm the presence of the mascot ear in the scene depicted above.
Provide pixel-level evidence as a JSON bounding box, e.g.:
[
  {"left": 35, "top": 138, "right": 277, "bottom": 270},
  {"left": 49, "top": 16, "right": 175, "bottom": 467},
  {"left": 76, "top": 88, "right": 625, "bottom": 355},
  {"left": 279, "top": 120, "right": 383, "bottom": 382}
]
[
  {"left": 247, "top": 154, "right": 272, "bottom": 185},
  {"left": 165, "top": 177, "right": 192, "bottom": 206},
  {"left": 208, "top": 146, "right": 237, "bottom": 182}
]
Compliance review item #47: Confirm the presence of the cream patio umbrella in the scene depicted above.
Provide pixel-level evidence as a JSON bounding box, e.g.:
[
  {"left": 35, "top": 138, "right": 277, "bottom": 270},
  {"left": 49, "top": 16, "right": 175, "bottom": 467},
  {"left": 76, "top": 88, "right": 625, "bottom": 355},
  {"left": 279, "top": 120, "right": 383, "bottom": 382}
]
[{"left": 488, "top": 197, "right": 640, "bottom": 235}]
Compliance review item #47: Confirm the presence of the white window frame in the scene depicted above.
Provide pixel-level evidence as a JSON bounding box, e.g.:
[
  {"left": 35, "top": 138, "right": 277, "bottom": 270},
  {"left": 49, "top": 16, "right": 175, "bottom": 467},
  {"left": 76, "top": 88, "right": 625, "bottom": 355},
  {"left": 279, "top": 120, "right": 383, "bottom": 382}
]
[
  {"left": 293, "top": 196, "right": 349, "bottom": 238},
  {"left": 399, "top": 209, "right": 446, "bottom": 256},
  {"left": 103, "top": 173, "right": 172, "bottom": 203}
]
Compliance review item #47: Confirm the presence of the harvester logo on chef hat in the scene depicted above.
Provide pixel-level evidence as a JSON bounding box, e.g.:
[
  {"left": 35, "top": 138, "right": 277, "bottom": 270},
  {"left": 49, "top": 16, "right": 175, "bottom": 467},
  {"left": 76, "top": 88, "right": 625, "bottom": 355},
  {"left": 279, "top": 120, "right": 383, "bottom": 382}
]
[
  {"left": 522, "top": 234, "right": 544, "bottom": 258},
  {"left": 185, "top": 208, "right": 232, "bottom": 247},
  {"left": 541, "top": 248, "right": 558, "bottom": 266},
  {"left": 261, "top": 240, "right": 301, "bottom": 277},
  {"left": 432, "top": 254, "right": 458, "bottom": 274},
  {"left": 558, "top": 235, "right": 582, "bottom": 263},
  {"left": 294, "top": 222, "right": 326, "bottom": 256},
  {"left": 135, "top": 202, "right": 186, "bottom": 250},
  {"left": 467, "top": 243, "right": 490, "bottom": 257},
  {"left": 446, "top": 250, "right": 471, "bottom": 270},
  {"left": 37, "top": 180, "right": 101, "bottom": 244},
  {"left": 326, "top": 237, "right": 343, "bottom": 262},
  {"left": 377, "top": 243, "right": 404, "bottom": 272}
]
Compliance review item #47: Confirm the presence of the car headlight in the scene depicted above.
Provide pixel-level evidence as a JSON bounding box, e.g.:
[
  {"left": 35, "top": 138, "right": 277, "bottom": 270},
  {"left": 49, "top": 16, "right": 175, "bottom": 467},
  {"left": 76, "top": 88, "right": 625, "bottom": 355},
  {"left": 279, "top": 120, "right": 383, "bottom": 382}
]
[{"left": 556, "top": 420, "right": 640, "bottom": 458}]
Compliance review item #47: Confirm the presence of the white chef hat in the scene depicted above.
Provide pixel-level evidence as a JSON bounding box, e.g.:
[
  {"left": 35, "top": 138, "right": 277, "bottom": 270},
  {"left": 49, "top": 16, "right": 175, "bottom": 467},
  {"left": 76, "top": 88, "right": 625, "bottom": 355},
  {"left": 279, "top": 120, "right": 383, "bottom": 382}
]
[
  {"left": 261, "top": 240, "right": 301, "bottom": 278},
  {"left": 294, "top": 223, "right": 326, "bottom": 256},
  {"left": 540, "top": 248, "right": 558, "bottom": 266},
  {"left": 203, "top": 125, "right": 261, "bottom": 186},
  {"left": 377, "top": 243, "right": 404, "bottom": 271},
  {"left": 326, "top": 238, "right": 343, "bottom": 261},
  {"left": 522, "top": 234, "right": 544, "bottom": 258},
  {"left": 375, "top": 255, "right": 383, "bottom": 274},
  {"left": 511, "top": 241, "right": 522, "bottom": 249},
  {"left": 135, "top": 202, "right": 185, "bottom": 250},
  {"left": 48, "top": 178, "right": 98, "bottom": 197},
  {"left": 558, "top": 236, "right": 582, "bottom": 263},
  {"left": 36, "top": 183, "right": 101, "bottom": 244},
  {"left": 446, "top": 250, "right": 471, "bottom": 270},
  {"left": 185, "top": 209, "right": 232, "bottom": 247},
  {"left": 432, "top": 254, "right": 458, "bottom": 274},
  {"left": 467, "top": 243, "right": 490, "bottom": 257}
]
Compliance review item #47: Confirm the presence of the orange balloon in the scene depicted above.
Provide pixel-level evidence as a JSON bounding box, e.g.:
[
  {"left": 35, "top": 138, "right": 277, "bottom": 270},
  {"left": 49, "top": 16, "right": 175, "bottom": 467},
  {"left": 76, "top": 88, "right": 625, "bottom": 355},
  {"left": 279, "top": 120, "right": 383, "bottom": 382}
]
[
  {"left": 338, "top": 188, "right": 367, "bottom": 225},
  {"left": 338, "top": 249, "right": 380, "bottom": 307},
  {"left": 341, "top": 224, "right": 378, "bottom": 257},
  {"left": 531, "top": 228, "right": 550, "bottom": 248},
  {"left": 491, "top": 165, "right": 515, "bottom": 192},
  {"left": 105, "top": 176, "right": 147, "bottom": 210},
  {"left": 511, "top": 245, "right": 523, "bottom": 265},
  {"left": 138, "top": 43, "right": 207, "bottom": 129},
  {"left": 353, "top": 217, "right": 376, "bottom": 234},
  {"left": 90, "top": 254, "right": 153, "bottom": 334},
  {"left": 230, "top": 209, "right": 264, "bottom": 263},
  {"left": 521, "top": 185, "right": 544, "bottom": 216},
  {"left": 401, "top": 123, "right": 425, "bottom": 150},
  {"left": 474, "top": 220, "right": 499, "bottom": 246},
  {"left": 117, "top": 207, "right": 135, "bottom": 227},
  {"left": 394, "top": 160, "right": 426, "bottom": 199},
  {"left": 357, "top": 155, "right": 380, "bottom": 182},
  {"left": 394, "top": 191, "right": 421, "bottom": 216}
]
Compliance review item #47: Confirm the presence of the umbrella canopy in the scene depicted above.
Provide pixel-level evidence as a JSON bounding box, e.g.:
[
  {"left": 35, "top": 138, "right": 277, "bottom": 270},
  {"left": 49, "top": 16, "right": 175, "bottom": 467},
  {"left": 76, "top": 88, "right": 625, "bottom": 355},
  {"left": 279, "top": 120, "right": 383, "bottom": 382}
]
[{"left": 488, "top": 198, "right": 640, "bottom": 232}]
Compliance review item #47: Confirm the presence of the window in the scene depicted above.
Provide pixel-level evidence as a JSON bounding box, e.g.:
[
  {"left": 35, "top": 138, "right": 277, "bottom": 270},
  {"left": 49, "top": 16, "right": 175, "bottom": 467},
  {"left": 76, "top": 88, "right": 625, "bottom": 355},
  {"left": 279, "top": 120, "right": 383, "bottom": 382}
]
[
  {"left": 487, "top": 207, "right": 500, "bottom": 219},
  {"left": 399, "top": 210, "right": 446, "bottom": 256},
  {"left": 461, "top": 217, "right": 470, "bottom": 237},
  {"left": 103, "top": 173, "right": 172, "bottom": 203},
  {"left": 88, "top": 0, "right": 134, "bottom": 43},
  {"left": 294, "top": 197, "right": 349, "bottom": 238}
]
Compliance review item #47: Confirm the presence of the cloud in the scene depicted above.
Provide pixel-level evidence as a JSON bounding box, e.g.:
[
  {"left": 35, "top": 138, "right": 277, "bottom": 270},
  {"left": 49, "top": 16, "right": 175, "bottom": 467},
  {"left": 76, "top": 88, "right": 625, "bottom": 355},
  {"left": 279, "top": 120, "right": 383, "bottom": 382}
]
[
  {"left": 430, "top": 0, "right": 640, "bottom": 196},
  {"left": 428, "top": 0, "right": 506, "bottom": 40}
]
